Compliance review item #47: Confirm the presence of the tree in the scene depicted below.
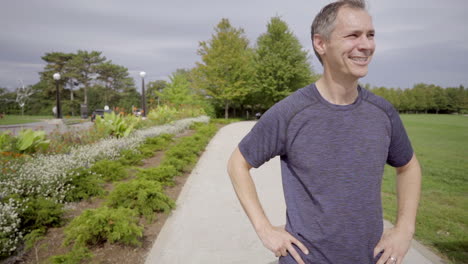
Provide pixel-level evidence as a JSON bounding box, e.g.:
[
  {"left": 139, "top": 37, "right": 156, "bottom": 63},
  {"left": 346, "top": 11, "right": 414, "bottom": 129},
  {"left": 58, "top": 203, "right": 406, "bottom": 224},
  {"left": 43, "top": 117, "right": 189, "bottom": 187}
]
[
  {"left": 157, "top": 71, "right": 194, "bottom": 107},
  {"left": 253, "top": 16, "right": 317, "bottom": 110},
  {"left": 68, "top": 50, "right": 106, "bottom": 105},
  {"left": 147, "top": 80, "right": 167, "bottom": 108},
  {"left": 193, "top": 18, "right": 255, "bottom": 118},
  {"left": 95, "top": 61, "right": 135, "bottom": 105}
]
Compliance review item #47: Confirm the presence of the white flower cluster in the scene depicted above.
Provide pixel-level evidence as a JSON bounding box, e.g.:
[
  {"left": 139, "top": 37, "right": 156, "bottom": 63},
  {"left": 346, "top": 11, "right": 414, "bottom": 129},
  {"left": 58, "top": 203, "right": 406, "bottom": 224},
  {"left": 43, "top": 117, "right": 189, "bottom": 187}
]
[
  {"left": 0, "top": 198, "right": 23, "bottom": 255},
  {"left": 0, "top": 115, "right": 209, "bottom": 255}
]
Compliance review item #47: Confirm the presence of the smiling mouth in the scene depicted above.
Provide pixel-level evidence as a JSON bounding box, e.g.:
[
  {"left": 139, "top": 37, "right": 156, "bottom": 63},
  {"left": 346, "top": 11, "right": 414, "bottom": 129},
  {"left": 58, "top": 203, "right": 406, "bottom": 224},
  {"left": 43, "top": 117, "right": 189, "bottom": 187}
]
[{"left": 349, "top": 56, "right": 369, "bottom": 62}]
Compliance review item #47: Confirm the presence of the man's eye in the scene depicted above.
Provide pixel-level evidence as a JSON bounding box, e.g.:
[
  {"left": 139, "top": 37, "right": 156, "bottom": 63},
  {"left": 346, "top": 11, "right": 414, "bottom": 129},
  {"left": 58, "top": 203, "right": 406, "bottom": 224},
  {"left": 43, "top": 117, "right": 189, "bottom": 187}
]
[{"left": 347, "top": 34, "right": 358, "bottom": 38}]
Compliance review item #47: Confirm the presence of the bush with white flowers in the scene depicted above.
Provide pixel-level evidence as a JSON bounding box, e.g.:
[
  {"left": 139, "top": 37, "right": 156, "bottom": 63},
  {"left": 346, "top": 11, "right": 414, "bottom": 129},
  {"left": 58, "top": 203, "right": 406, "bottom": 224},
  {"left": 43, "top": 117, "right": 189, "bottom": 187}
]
[{"left": 0, "top": 115, "right": 209, "bottom": 256}]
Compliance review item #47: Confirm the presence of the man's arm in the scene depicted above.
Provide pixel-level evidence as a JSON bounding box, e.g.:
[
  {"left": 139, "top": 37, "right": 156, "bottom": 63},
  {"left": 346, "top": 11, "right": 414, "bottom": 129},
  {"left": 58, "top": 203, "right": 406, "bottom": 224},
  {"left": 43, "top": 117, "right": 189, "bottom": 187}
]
[
  {"left": 374, "top": 153, "right": 422, "bottom": 264},
  {"left": 227, "top": 147, "right": 309, "bottom": 264}
]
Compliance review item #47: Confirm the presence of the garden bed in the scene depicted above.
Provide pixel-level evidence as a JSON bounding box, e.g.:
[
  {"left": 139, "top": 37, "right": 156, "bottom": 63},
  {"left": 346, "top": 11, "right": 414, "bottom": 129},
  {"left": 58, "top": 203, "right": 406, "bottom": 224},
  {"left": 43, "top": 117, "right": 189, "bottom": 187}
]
[{"left": 1, "top": 118, "right": 224, "bottom": 264}]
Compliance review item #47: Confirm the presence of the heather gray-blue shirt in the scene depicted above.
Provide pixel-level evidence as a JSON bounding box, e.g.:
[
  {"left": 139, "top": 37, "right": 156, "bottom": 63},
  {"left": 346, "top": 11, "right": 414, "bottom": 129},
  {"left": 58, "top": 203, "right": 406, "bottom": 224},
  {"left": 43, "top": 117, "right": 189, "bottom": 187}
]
[{"left": 238, "top": 83, "right": 413, "bottom": 264}]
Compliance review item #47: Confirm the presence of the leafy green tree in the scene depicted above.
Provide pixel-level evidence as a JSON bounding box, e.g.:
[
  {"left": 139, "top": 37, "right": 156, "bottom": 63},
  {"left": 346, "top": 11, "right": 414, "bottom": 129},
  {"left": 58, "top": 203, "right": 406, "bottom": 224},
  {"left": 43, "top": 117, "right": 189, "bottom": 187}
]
[
  {"left": 147, "top": 80, "right": 167, "bottom": 109},
  {"left": 157, "top": 71, "right": 193, "bottom": 107},
  {"left": 253, "top": 16, "right": 317, "bottom": 110},
  {"left": 193, "top": 18, "right": 255, "bottom": 118}
]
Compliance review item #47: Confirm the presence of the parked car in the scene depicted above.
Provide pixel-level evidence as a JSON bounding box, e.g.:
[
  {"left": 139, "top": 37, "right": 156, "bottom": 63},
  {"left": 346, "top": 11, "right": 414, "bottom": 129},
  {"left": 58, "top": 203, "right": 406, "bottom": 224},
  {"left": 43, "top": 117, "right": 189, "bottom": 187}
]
[
  {"left": 133, "top": 108, "right": 143, "bottom": 117},
  {"left": 91, "top": 109, "right": 112, "bottom": 121}
]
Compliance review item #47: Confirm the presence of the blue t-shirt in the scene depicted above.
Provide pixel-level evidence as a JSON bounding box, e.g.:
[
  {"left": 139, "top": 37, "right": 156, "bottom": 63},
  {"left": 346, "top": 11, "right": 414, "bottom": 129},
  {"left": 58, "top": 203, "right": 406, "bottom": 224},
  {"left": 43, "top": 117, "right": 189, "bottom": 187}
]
[{"left": 239, "top": 83, "right": 413, "bottom": 264}]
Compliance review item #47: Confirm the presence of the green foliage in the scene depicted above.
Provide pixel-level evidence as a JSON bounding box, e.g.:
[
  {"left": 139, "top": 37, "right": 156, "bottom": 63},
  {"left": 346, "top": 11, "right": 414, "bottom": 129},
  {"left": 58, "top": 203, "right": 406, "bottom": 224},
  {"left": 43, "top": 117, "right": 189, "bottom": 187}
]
[
  {"left": 161, "top": 122, "right": 218, "bottom": 172},
  {"left": 147, "top": 105, "right": 178, "bottom": 125},
  {"left": 90, "top": 159, "right": 127, "bottom": 182},
  {"left": 16, "top": 129, "right": 50, "bottom": 153},
  {"left": 118, "top": 149, "right": 144, "bottom": 166},
  {"left": 157, "top": 71, "right": 194, "bottom": 107},
  {"left": 193, "top": 18, "right": 255, "bottom": 118},
  {"left": 253, "top": 16, "right": 317, "bottom": 110},
  {"left": 64, "top": 207, "right": 143, "bottom": 247},
  {"left": 136, "top": 165, "right": 178, "bottom": 186},
  {"left": 50, "top": 244, "right": 93, "bottom": 264},
  {"left": 20, "top": 197, "right": 63, "bottom": 231},
  {"left": 94, "top": 112, "right": 134, "bottom": 138},
  {"left": 24, "top": 228, "right": 45, "bottom": 250},
  {"left": 64, "top": 167, "right": 105, "bottom": 202},
  {"left": 0, "top": 132, "right": 14, "bottom": 152},
  {"left": 106, "top": 179, "right": 175, "bottom": 220},
  {"left": 137, "top": 133, "right": 174, "bottom": 158},
  {"left": 370, "top": 84, "right": 467, "bottom": 114}
]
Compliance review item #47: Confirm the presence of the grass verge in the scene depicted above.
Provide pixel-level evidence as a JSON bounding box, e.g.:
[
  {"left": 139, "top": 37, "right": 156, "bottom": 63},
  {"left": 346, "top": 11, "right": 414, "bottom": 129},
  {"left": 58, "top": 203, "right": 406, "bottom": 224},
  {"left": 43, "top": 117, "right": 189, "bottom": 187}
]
[{"left": 381, "top": 114, "right": 468, "bottom": 264}]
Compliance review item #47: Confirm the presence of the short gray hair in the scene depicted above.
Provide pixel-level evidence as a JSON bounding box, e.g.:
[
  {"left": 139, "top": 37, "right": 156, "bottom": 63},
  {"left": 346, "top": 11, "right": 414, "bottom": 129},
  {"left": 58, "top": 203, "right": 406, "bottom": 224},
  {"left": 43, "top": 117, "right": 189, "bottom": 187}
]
[{"left": 311, "top": 0, "right": 367, "bottom": 65}]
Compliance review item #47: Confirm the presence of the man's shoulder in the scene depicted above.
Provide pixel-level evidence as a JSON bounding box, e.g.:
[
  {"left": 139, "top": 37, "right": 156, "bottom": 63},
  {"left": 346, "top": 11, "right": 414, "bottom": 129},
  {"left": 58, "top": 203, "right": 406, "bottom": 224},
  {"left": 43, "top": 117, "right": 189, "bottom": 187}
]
[
  {"left": 267, "top": 84, "right": 318, "bottom": 119},
  {"left": 362, "top": 88, "right": 398, "bottom": 117}
]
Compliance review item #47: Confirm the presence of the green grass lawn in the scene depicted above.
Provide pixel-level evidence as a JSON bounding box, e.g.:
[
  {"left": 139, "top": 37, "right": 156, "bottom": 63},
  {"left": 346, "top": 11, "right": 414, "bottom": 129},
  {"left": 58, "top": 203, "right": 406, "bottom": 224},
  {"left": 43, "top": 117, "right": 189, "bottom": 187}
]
[
  {"left": 381, "top": 114, "right": 468, "bottom": 264},
  {"left": 0, "top": 115, "right": 87, "bottom": 126},
  {"left": 0, "top": 115, "right": 54, "bottom": 125}
]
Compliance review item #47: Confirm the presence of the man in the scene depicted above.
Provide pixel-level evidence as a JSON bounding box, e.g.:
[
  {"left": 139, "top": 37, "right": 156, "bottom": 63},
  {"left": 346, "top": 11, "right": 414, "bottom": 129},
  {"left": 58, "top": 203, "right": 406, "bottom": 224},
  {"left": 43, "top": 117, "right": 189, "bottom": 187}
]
[{"left": 227, "top": 0, "right": 422, "bottom": 263}]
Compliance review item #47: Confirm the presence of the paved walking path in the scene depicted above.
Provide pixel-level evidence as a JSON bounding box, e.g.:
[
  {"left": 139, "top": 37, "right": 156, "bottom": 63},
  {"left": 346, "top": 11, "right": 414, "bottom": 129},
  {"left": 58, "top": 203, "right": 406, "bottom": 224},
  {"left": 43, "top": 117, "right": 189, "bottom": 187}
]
[{"left": 145, "top": 121, "right": 444, "bottom": 264}]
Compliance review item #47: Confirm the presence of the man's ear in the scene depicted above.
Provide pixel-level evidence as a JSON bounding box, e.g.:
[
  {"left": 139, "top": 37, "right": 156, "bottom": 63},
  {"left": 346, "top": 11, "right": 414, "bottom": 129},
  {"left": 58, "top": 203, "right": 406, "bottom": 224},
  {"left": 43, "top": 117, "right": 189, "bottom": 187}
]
[{"left": 313, "top": 34, "right": 326, "bottom": 57}]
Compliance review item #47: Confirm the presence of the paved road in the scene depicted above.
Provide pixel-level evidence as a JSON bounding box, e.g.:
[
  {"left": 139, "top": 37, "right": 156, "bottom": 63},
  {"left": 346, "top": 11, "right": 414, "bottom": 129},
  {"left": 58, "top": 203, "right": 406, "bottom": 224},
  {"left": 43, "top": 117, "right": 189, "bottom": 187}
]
[
  {"left": 0, "top": 119, "right": 93, "bottom": 135},
  {"left": 145, "top": 121, "right": 445, "bottom": 264}
]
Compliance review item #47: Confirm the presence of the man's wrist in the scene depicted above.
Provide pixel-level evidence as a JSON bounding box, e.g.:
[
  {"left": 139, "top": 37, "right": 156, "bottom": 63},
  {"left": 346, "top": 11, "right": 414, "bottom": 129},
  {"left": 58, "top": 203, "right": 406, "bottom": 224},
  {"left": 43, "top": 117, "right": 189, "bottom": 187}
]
[
  {"left": 395, "top": 222, "right": 415, "bottom": 237},
  {"left": 255, "top": 222, "right": 273, "bottom": 239}
]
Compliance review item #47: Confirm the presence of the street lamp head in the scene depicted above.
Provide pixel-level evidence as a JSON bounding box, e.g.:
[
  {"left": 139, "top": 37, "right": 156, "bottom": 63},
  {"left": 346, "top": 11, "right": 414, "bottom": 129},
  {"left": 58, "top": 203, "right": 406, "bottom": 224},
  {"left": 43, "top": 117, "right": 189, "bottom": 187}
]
[
  {"left": 53, "top": 73, "right": 61, "bottom": 80},
  {"left": 140, "top": 71, "right": 146, "bottom": 78}
]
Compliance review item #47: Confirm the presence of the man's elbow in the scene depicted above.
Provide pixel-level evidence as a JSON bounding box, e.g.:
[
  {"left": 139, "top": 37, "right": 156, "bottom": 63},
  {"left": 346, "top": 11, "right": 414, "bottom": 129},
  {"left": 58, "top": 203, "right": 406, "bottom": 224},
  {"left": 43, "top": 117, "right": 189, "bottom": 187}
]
[{"left": 227, "top": 147, "right": 252, "bottom": 177}]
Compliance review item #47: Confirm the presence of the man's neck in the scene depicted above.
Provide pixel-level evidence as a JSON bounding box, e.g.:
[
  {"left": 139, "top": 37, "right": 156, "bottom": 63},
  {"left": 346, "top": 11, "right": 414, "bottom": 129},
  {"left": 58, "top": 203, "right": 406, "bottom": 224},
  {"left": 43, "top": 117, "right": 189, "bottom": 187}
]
[{"left": 315, "top": 72, "right": 359, "bottom": 105}]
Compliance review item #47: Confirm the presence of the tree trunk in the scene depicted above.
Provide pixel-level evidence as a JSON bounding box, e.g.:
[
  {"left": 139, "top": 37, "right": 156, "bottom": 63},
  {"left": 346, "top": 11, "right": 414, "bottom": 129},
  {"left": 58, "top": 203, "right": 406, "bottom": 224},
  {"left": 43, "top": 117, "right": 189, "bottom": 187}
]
[
  {"left": 70, "top": 82, "right": 74, "bottom": 116},
  {"left": 224, "top": 102, "right": 229, "bottom": 119},
  {"left": 84, "top": 86, "right": 88, "bottom": 105}
]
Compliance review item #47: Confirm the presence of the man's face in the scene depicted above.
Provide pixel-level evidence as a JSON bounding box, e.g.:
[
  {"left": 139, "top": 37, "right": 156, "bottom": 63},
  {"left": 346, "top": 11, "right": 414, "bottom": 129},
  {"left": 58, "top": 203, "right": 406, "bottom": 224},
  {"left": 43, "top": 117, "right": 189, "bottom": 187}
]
[{"left": 322, "top": 7, "right": 375, "bottom": 80}]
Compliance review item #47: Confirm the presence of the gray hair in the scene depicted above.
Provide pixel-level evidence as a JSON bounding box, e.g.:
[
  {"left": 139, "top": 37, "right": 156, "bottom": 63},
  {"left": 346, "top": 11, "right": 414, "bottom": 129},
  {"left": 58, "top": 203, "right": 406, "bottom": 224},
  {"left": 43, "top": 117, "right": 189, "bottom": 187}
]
[{"left": 311, "top": 0, "right": 367, "bottom": 65}]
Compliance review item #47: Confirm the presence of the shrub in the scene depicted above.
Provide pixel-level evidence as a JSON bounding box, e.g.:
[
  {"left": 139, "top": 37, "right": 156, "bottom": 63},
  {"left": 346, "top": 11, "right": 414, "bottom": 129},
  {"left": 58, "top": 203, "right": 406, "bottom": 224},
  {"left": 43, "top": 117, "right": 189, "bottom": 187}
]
[
  {"left": 94, "top": 112, "right": 134, "bottom": 138},
  {"left": 90, "top": 159, "right": 127, "bottom": 182},
  {"left": 50, "top": 244, "right": 93, "bottom": 264},
  {"left": 0, "top": 132, "right": 15, "bottom": 152},
  {"left": 20, "top": 197, "right": 64, "bottom": 231},
  {"left": 136, "top": 165, "right": 178, "bottom": 186},
  {"left": 137, "top": 134, "right": 174, "bottom": 158},
  {"left": 0, "top": 199, "right": 22, "bottom": 257},
  {"left": 16, "top": 129, "right": 50, "bottom": 154},
  {"left": 118, "top": 149, "right": 144, "bottom": 166},
  {"left": 106, "top": 179, "right": 175, "bottom": 221},
  {"left": 147, "top": 105, "right": 178, "bottom": 125},
  {"left": 64, "top": 168, "right": 105, "bottom": 202},
  {"left": 64, "top": 207, "right": 143, "bottom": 247}
]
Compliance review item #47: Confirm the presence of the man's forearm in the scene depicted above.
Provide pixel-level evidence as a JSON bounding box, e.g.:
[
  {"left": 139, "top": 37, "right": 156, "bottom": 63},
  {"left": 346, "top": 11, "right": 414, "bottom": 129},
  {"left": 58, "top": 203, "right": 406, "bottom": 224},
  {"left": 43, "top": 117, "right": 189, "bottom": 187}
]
[
  {"left": 395, "top": 154, "right": 422, "bottom": 235},
  {"left": 227, "top": 147, "right": 272, "bottom": 234}
]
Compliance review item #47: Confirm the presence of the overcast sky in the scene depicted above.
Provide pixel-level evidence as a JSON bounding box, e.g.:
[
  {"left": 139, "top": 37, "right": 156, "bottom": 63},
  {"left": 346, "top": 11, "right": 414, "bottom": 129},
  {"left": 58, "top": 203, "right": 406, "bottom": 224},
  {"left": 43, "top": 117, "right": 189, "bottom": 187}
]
[{"left": 1, "top": 0, "right": 467, "bottom": 91}]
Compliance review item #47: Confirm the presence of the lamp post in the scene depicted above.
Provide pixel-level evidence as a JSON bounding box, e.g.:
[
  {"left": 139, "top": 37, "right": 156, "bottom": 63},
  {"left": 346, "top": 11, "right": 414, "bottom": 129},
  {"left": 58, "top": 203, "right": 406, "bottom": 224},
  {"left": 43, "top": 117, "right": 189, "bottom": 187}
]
[
  {"left": 53, "top": 73, "right": 62, "bottom": 119},
  {"left": 140, "top": 71, "right": 146, "bottom": 117}
]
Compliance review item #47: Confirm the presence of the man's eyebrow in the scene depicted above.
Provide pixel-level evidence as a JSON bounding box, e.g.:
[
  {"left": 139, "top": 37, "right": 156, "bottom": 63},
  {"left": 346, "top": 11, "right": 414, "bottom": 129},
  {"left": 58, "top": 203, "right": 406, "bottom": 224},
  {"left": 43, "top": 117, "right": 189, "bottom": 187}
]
[{"left": 344, "top": 29, "right": 375, "bottom": 35}]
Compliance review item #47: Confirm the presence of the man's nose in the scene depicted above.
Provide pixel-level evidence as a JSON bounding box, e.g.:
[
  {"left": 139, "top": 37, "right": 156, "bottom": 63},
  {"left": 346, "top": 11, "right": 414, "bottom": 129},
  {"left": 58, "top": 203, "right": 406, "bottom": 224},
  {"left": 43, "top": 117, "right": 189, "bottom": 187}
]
[{"left": 358, "top": 36, "right": 374, "bottom": 51}]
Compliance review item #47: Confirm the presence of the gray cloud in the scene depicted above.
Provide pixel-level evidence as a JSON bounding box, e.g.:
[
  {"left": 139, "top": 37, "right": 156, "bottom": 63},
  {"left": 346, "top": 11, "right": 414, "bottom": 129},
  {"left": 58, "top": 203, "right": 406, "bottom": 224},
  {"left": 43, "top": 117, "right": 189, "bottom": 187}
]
[{"left": 1, "top": 0, "right": 467, "bottom": 90}]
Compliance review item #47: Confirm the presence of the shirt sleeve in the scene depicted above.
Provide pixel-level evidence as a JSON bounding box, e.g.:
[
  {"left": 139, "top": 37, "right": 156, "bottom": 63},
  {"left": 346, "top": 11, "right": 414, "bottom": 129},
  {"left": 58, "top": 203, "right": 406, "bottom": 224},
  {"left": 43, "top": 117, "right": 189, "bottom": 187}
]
[
  {"left": 386, "top": 108, "right": 414, "bottom": 167},
  {"left": 238, "top": 105, "right": 287, "bottom": 168}
]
